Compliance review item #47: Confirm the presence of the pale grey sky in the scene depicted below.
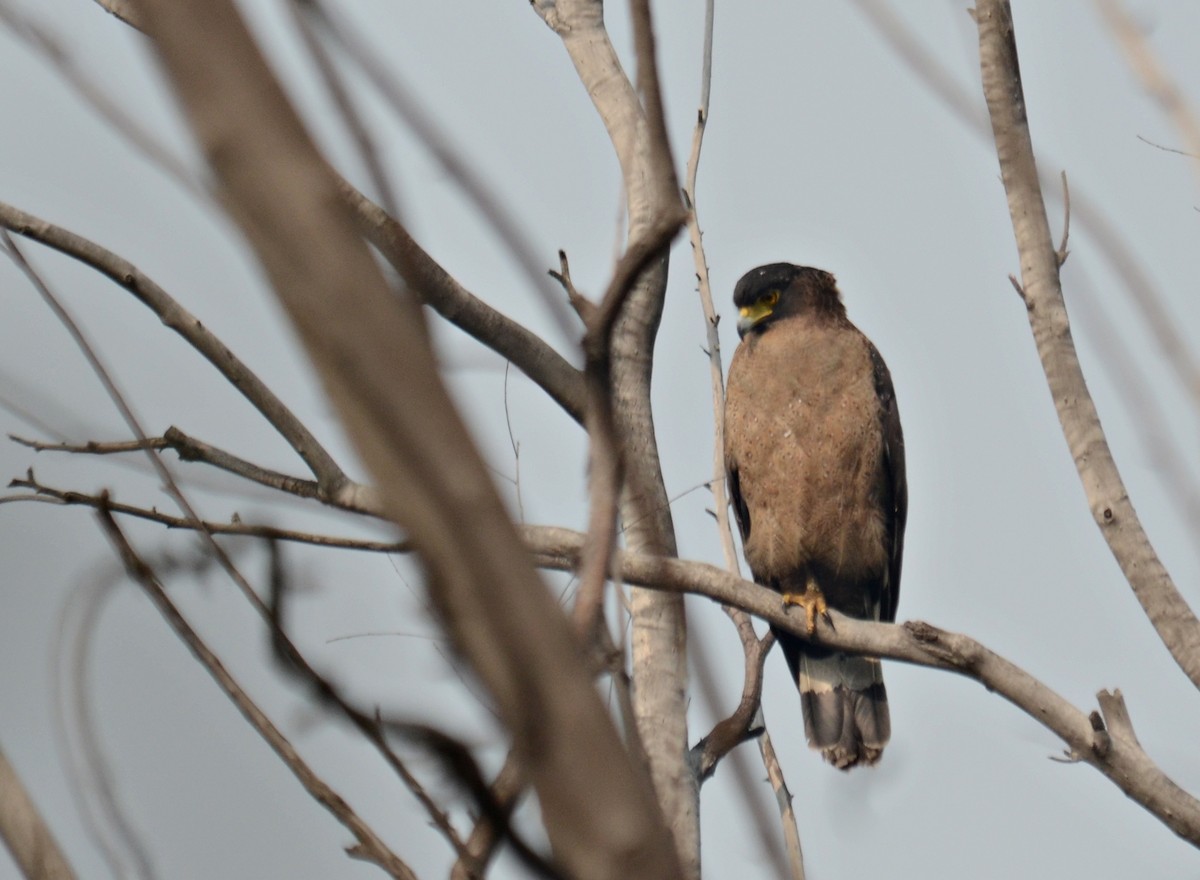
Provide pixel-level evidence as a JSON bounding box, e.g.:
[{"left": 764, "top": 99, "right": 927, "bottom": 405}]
[{"left": 2, "top": 2, "right": 1199, "bottom": 878}]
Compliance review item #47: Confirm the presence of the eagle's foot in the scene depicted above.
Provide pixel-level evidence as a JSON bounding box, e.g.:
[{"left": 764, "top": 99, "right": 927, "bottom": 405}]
[{"left": 781, "top": 586, "right": 830, "bottom": 635}]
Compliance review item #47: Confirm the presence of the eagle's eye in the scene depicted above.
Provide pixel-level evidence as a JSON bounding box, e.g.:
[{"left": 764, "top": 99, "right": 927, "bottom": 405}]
[{"left": 762, "top": 289, "right": 780, "bottom": 308}]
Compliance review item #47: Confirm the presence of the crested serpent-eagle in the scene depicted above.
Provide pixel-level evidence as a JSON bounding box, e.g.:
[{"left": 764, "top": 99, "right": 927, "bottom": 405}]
[{"left": 724, "top": 263, "right": 907, "bottom": 770}]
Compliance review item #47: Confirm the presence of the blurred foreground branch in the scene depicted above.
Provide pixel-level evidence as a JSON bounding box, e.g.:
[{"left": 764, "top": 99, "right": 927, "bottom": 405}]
[
  {"left": 0, "top": 742, "right": 77, "bottom": 880},
  {"left": 131, "top": 2, "right": 684, "bottom": 878}
]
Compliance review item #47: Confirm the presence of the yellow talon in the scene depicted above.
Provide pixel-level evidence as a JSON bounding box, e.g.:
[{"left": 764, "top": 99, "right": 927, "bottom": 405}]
[{"left": 781, "top": 584, "right": 830, "bottom": 635}]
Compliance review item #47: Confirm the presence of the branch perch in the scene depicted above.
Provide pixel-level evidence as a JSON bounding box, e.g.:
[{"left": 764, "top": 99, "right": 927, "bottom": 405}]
[{"left": 30, "top": 480, "right": 1200, "bottom": 851}]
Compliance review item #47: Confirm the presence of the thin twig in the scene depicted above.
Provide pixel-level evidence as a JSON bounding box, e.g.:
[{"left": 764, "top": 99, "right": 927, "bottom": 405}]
[
  {"left": 263, "top": 542, "right": 559, "bottom": 879},
  {"left": 12, "top": 431, "right": 337, "bottom": 509},
  {"left": 95, "top": 508, "right": 418, "bottom": 879},
  {"left": 549, "top": 249, "right": 596, "bottom": 324},
  {"left": 0, "top": 203, "right": 351, "bottom": 496},
  {"left": 1097, "top": 0, "right": 1200, "bottom": 188},
  {"left": 684, "top": 0, "right": 739, "bottom": 579},
  {"left": 629, "top": 0, "right": 677, "bottom": 202},
  {"left": 758, "top": 729, "right": 805, "bottom": 880},
  {"left": 502, "top": 361, "right": 525, "bottom": 523},
  {"left": 689, "top": 624, "right": 791, "bottom": 880},
  {"left": 1135, "top": 133, "right": 1199, "bottom": 158},
  {"left": 681, "top": 2, "right": 802, "bottom": 871},
  {"left": 4, "top": 475, "right": 402, "bottom": 551},
  {"left": 1056, "top": 170, "right": 1071, "bottom": 265}
]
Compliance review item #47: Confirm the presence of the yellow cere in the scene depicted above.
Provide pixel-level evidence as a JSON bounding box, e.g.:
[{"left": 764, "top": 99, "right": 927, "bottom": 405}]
[{"left": 739, "top": 289, "right": 780, "bottom": 322}]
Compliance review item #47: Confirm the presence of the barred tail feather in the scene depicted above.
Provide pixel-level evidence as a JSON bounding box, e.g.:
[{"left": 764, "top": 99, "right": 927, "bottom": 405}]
[{"left": 798, "top": 651, "right": 890, "bottom": 770}]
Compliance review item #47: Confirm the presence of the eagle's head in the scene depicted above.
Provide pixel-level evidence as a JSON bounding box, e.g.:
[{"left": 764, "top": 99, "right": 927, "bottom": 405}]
[{"left": 733, "top": 263, "right": 844, "bottom": 338}]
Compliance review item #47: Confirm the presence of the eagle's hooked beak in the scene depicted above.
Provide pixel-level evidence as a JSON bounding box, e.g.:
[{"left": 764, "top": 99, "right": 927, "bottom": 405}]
[{"left": 737, "top": 301, "right": 774, "bottom": 338}]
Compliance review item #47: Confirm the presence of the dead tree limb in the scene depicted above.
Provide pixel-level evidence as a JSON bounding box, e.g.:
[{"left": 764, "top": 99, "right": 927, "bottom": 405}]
[{"left": 973, "top": 0, "right": 1200, "bottom": 690}]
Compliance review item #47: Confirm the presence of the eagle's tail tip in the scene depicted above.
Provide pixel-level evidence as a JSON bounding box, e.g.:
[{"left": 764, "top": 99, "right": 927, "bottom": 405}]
[{"left": 799, "top": 653, "right": 890, "bottom": 770}]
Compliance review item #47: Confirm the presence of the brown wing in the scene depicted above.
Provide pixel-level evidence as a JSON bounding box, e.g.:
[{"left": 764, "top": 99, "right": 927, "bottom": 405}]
[
  {"left": 727, "top": 460, "right": 751, "bottom": 546},
  {"left": 867, "top": 341, "right": 907, "bottom": 623}
]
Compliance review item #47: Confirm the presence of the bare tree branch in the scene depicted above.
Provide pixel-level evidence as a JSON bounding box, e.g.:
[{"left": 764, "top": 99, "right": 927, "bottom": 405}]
[
  {"left": 4, "top": 206, "right": 451, "bottom": 860},
  {"left": 973, "top": 0, "right": 1200, "bottom": 689},
  {"left": 691, "top": 631, "right": 772, "bottom": 781},
  {"left": 95, "top": 508, "right": 418, "bottom": 879},
  {"left": 689, "top": 626, "right": 793, "bottom": 880},
  {"left": 32, "top": 475, "right": 469, "bottom": 860},
  {"left": 532, "top": 1, "right": 696, "bottom": 870},
  {"left": 13, "top": 431, "right": 325, "bottom": 504},
  {"left": 852, "top": 2, "right": 1200, "bottom": 537},
  {"left": 680, "top": 9, "right": 803, "bottom": 871},
  {"left": 569, "top": 204, "right": 685, "bottom": 640},
  {"left": 0, "top": 202, "right": 352, "bottom": 497},
  {"left": 11, "top": 429, "right": 383, "bottom": 516},
  {"left": 757, "top": 730, "right": 805, "bottom": 880},
  {"left": 19, "top": 480, "right": 1200, "bottom": 848},
  {"left": 556, "top": 260, "right": 624, "bottom": 641},
  {"left": 131, "top": 3, "right": 684, "bottom": 877},
  {"left": 683, "top": 4, "right": 739, "bottom": 580},
  {"left": 341, "top": 181, "right": 586, "bottom": 424},
  {"left": 530, "top": 529, "right": 1200, "bottom": 850},
  {"left": 4, "top": 474, "right": 396, "bottom": 550},
  {"left": 0, "top": 230, "right": 282, "bottom": 664},
  {"left": 851, "top": 0, "right": 1200, "bottom": 412}
]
